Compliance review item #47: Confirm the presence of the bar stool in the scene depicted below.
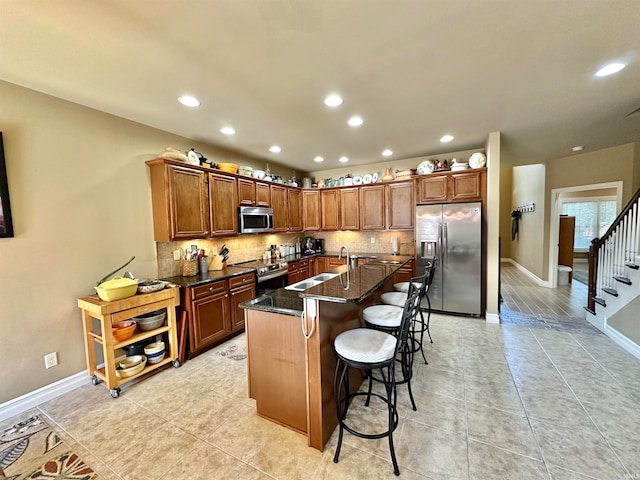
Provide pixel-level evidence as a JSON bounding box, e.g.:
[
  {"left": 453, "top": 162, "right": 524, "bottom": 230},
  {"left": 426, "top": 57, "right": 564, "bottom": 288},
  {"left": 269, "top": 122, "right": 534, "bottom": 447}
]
[
  {"left": 360, "top": 270, "right": 429, "bottom": 411},
  {"left": 385, "top": 259, "right": 437, "bottom": 364},
  {"left": 333, "top": 284, "right": 422, "bottom": 476}
]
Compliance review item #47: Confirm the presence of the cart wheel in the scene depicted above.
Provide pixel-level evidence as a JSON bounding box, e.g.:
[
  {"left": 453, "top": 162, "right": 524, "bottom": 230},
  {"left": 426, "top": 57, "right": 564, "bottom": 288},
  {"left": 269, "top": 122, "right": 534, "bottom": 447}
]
[
  {"left": 91, "top": 375, "right": 100, "bottom": 386},
  {"left": 110, "top": 388, "right": 121, "bottom": 398},
  {"left": 172, "top": 360, "right": 181, "bottom": 368}
]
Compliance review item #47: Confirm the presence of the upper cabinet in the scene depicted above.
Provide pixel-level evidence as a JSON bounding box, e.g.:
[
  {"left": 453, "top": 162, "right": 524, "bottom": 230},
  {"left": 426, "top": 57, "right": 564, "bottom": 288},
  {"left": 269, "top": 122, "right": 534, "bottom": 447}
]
[
  {"left": 303, "top": 190, "right": 321, "bottom": 231},
  {"left": 147, "top": 160, "right": 209, "bottom": 241},
  {"left": 360, "top": 185, "right": 385, "bottom": 231},
  {"left": 237, "top": 177, "right": 256, "bottom": 206},
  {"left": 339, "top": 188, "right": 359, "bottom": 230},
  {"left": 387, "top": 181, "right": 414, "bottom": 230},
  {"left": 417, "top": 169, "right": 486, "bottom": 204},
  {"left": 288, "top": 188, "right": 303, "bottom": 232},
  {"left": 320, "top": 189, "right": 340, "bottom": 231},
  {"left": 209, "top": 173, "right": 238, "bottom": 236},
  {"left": 256, "top": 181, "right": 271, "bottom": 207},
  {"left": 271, "top": 184, "right": 288, "bottom": 232}
]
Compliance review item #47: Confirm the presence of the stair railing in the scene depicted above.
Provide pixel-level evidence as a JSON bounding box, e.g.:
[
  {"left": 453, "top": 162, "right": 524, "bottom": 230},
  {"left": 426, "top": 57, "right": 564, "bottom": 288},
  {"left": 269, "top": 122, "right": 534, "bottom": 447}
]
[{"left": 587, "top": 187, "right": 640, "bottom": 314}]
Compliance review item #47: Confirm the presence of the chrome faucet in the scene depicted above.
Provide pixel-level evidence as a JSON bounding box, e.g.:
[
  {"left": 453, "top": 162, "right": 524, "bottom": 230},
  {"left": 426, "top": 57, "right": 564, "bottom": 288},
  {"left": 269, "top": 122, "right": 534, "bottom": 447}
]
[{"left": 338, "top": 245, "right": 351, "bottom": 272}]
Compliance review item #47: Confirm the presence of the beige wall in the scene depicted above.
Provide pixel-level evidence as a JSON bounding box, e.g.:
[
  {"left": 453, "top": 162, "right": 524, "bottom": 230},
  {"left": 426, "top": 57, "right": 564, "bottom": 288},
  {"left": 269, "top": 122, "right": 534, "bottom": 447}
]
[
  {"left": 485, "top": 132, "right": 501, "bottom": 319},
  {"left": 510, "top": 164, "right": 546, "bottom": 277},
  {"left": 499, "top": 163, "right": 513, "bottom": 258},
  {"left": 0, "top": 80, "right": 297, "bottom": 403}
]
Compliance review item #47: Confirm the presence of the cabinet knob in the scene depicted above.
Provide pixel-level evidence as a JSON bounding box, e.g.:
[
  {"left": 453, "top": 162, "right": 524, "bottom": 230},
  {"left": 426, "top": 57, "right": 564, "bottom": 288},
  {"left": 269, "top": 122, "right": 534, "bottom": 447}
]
[{"left": 209, "top": 286, "right": 214, "bottom": 291}]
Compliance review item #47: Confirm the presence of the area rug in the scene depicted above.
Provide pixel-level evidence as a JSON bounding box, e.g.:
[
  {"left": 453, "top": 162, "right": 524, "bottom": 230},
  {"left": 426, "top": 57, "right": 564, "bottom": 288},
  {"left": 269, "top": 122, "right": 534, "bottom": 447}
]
[{"left": 0, "top": 415, "right": 96, "bottom": 480}]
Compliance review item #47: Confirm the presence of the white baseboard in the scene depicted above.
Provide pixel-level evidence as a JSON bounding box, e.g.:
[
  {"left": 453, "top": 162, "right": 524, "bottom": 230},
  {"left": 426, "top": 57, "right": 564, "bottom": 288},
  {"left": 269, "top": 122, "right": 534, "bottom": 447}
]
[
  {"left": 485, "top": 312, "right": 501, "bottom": 324},
  {"left": 502, "top": 258, "right": 550, "bottom": 287},
  {"left": 605, "top": 325, "right": 640, "bottom": 361},
  {"left": 0, "top": 370, "right": 89, "bottom": 422}
]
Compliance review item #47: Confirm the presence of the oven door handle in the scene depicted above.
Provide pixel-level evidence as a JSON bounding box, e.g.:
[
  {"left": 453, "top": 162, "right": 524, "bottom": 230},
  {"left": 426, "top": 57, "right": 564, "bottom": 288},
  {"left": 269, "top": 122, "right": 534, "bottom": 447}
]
[{"left": 257, "top": 269, "right": 288, "bottom": 282}]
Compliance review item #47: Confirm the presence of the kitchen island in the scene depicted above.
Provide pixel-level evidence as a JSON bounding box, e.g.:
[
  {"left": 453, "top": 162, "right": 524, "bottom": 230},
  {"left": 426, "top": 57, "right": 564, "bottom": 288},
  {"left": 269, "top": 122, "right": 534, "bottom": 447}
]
[{"left": 240, "top": 255, "right": 412, "bottom": 451}]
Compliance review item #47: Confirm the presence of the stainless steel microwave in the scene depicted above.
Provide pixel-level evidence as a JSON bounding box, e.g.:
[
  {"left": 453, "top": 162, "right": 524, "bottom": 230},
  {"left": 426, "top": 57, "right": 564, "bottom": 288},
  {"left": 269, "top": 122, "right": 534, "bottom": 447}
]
[{"left": 238, "top": 206, "right": 274, "bottom": 234}]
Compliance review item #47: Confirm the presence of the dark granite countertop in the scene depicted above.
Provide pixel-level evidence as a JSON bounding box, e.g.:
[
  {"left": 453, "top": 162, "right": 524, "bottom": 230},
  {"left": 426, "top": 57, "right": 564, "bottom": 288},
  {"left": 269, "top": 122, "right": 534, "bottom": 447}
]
[
  {"left": 161, "top": 266, "right": 256, "bottom": 288},
  {"left": 240, "top": 255, "right": 412, "bottom": 315},
  {"left": 281, "top": 251, "right": 385, "bottom": 262}
]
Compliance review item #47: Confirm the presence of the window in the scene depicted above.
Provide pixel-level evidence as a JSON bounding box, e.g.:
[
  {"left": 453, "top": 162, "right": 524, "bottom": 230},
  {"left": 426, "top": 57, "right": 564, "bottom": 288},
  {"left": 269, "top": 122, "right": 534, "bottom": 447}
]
[{"left": 561, "top": 198, "right": 617, "bottom": 250}]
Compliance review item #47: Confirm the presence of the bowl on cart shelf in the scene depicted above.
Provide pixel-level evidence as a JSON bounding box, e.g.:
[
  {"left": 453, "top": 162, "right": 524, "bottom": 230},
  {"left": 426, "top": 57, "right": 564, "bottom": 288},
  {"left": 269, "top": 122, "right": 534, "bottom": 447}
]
[
  {"left": 94, "top": 277, "right": 138, "bottom": 301},
  {"left": 133, "top": 309, "right": 167, "bottom": 331},
  {"left": 146, "top": 350, "right": 166, "bottom": 365},
  {"left": 116, "top": 355, "right": 147, "bottom": 378},
  {"left": 112, "top": 320, "right": 136, "bottom": 342},
  {"left": 144, "top": 341, "right": 165, "bottom": 356},
  {"left": 137, "top": 280, "right": 166, "bottom": 294}
]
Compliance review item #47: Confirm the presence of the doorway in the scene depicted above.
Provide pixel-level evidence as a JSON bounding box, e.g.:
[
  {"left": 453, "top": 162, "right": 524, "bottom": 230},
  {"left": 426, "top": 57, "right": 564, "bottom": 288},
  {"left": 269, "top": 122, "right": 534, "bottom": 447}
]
[{"left": 548, "top": 181, "right": 623, "bottom": 288}]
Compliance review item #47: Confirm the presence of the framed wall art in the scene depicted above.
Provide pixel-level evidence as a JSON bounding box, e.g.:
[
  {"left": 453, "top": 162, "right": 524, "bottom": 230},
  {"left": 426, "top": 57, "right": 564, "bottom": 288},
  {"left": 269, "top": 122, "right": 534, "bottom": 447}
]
[{"left": 0, "top": 132, "right": 15, "bottom": 238}]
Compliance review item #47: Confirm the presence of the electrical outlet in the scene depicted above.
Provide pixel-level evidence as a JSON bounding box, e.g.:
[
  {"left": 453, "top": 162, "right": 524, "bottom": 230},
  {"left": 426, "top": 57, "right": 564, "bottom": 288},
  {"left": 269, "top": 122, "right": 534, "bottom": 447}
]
[
  {"left": 371, "top": 237, "right": 376, "bottom": 244},
  {"left": 173, "top": 250, "right": 181, "bottom": 261},
  {"left": 44, "top": 352, "right": 58, "bottom": 369}
]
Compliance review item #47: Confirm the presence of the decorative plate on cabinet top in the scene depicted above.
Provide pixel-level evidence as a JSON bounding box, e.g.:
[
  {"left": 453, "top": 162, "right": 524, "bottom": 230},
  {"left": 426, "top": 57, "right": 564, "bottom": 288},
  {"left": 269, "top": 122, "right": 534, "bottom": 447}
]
[
  {"left": 372, "top": 172, "right": 379, "bottom": 183},
  {"left": 187, "top": 150, "right": 200, "bottom": 166},
  {"left": 416, "top": 159, "right": 435, "bottom": 175},
  {"left": 468, "top": 152, "right": 487, "bottom": 169},
  {"left": 353, "top": 176, "right": 363, "bottom": 185},
  {"left": 362, "top": 174, "right": 373, "bottom": 184}
]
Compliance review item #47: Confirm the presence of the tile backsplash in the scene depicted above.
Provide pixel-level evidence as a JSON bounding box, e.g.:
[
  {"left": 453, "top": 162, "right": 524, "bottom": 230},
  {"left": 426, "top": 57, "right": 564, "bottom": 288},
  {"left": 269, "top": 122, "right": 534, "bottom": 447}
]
[{"left": 156, "top": 231, "right": 415, "bottom": 278}]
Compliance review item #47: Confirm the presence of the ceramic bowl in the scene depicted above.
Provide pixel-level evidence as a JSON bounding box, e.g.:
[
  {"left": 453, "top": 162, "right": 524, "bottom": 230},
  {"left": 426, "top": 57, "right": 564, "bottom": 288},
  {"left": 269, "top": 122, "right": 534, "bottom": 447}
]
[
  {"left": 112, "top": 320, "right": 136, "bottom": 343},
  {"left": 252, "top": 169, "right": 265, "bottom": 179},
  {"left": 137, "top": 280, "right": 165, "bottom": 294},
  {"left": 217, "top": 163, "right": 238, "bottom": 174},
  {"left": 116, "top": 355, "right": 147, "bottom": 378},
  {"left": 144, "top": 341, "right": 165, "bottom": 356},
  {"left": 133, "top": 309, "right": 167, "bottom": 331},
  {"left": 146, "top": 350, "right": 166, "bottom": 365},
  {"left": 119, "top": 355, "right": 145, "bottom": 370}
]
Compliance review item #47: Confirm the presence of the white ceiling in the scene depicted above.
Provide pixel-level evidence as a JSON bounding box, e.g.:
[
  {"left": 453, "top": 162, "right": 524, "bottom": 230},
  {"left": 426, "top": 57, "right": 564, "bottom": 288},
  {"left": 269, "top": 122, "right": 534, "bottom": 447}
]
[{"left": 1, "top": 0, "right": 639, "bottom": 171}]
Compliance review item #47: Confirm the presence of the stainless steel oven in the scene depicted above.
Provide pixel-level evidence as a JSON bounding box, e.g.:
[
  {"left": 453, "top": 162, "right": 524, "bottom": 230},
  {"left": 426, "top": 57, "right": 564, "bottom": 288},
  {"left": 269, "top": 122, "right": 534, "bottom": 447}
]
[{"left": 234, "top": 259, "right": 288, "bottom": 295}]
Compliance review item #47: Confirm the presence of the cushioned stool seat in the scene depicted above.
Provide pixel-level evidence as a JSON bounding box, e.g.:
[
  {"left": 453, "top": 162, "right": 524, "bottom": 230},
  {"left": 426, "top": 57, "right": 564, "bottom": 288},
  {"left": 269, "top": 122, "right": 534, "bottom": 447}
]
[
  {"left": 334, "top": 328, "right": 397, "bottom": 363},
  {"left": 393, "top": 281, "right": 420, "bottom": 293},
  {"left": 361, "top": 304, "right": 402, "bottom": 329},
  {"left": 380, "top": 291, "right": 408, "bottom": 308}
]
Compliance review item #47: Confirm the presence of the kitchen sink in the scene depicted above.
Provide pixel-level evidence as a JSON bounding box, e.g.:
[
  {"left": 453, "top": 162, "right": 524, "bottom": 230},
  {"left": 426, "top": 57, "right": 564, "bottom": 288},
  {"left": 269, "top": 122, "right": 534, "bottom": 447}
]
[
  {"left": 371, "top": 260, "right": 402, "bottom": 264},
  {"left": 285, "top": 272, "right": 340, "bottom": 291}
]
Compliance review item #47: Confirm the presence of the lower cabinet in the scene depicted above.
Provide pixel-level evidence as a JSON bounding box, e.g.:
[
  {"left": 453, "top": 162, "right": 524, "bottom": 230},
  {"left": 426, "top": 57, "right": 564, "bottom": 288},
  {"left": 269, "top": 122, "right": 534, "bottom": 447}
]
[
  {"left": 393, "top": 259, "right": 415, "bottom": 284},
  {"left": 288, "top": 259, "right": 310, "bottom": 284},
  {"left": 183, "top": 273, "right": 256, "bottom": 357}
]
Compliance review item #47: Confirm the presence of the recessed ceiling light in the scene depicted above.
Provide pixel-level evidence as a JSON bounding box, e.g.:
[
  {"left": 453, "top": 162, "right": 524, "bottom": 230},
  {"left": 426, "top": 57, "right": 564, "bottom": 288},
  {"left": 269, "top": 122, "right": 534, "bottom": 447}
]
[
  {"left": 595, "top": 63, "right": 626, "bottom": 77},
  {"left": 572, "top": 145, "right": 584, "bottom": 152},
  {"left": 339, "top": 156, "right": 349, "bottom": 163},
  {"left": 220, "top": 127, "right": 236, "bottom": 135},
  {"left": 348, "top": 116, "right": 363, "bottom": 127},
  {"left": 178, "top": 95, "right": 200, "bottom": 107},
  {"left": 269, "top": 145, "right": 281, "bottom": 153},
  {"left": 382, "top": 149, "right": 393, "bottom": 157},
  {"left": 314, "top": 156, "right": 324, "bottom": 163},
  {"left": 440, "top": 134, "right": 454, "bottom": 143},
  {"left": 324, "top": 94, "right": 343, "bottom": 107}
]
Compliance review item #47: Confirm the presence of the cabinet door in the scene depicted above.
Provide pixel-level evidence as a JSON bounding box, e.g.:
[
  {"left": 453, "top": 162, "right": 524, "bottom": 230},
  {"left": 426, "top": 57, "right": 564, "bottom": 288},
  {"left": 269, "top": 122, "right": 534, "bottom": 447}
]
[
  {"left": 303, "top": 190, "right": 321, "bottom": 231},
  {"left": 450, "top": 171, "right": 482, "bottom": 201},
  {"left": 191, "top": 289, "right": 230, "bottom": 353},
  {"left": 393, "top": 260, "right": 415, "bottom": 284},
  {"left": 359, "top": 185, "right": 386, "bottom": 230},
  {"left": 321, "top": 189, "right": 340, "bottom": 231},
  {"left": 209, "top": 173, "right": 238, "bottom": 236},
  {"left": 315, "top": 256, "right": 328, "bottom": 274},
  {"left": 340, "top": 188, "right": 360, "bottom": 230},
  {"left": 308, "top": 257, "right": 317, "bottom": 276},
  {"left": 237, "top": 178, "right": 256, "bottom": 206},
  {"left": 255, "top": 181, "right": 271, "bottom": 207},
  {"left": 271, "top": 185, "right": 288, "bottom": 232},
  {"left": 327, "top": 256, "right": 346, "bottom": 268},
  {"left": 166, "top": 165, "right": 210, "bottom": 240},
  {"left": 418, "top": 175, "right": 448, "bottom": 203},
  {"left": 387, "top": 181, "right": 414, "bottom": 230},
  {"left": 230, "top": 283, "right": 256, "bottom": 332},
  {"left": 298, "top": 259, "right": 309, "bottom": 280},
  {"left": 288, "top": 188, "right": 303, "bottom": 232}
]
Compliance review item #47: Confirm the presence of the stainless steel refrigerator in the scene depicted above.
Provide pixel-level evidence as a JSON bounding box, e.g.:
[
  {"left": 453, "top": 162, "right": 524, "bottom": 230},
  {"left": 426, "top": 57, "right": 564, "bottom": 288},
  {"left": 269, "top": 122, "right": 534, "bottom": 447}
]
[{"left": 416, "top": 202, "right": 482, "bottom": 315}]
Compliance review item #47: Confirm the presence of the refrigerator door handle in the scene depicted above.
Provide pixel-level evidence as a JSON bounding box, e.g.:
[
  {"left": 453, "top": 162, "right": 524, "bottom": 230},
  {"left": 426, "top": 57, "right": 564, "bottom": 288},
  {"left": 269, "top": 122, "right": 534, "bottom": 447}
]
[{"left": 443, "top": 222, "right": 448, "bottom": 268}]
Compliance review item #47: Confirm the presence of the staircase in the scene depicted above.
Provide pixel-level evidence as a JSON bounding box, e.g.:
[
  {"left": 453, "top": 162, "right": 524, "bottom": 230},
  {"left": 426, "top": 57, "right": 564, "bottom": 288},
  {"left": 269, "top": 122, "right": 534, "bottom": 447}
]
[{"left": 586, "top": 188, "right": 640, "bottom": 358}]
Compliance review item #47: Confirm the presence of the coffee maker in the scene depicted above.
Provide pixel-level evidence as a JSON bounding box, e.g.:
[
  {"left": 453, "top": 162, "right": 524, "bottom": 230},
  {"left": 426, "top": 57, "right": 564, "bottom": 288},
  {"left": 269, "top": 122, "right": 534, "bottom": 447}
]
[{"left": 315, "top": 238, "right": 324, "bottom": 253}]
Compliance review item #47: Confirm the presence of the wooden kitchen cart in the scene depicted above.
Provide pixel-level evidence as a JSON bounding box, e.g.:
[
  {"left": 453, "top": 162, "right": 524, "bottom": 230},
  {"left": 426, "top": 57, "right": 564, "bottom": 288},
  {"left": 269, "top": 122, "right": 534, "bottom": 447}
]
[{"left": 77, "top": 287, "right": 180, "bottom": 398}]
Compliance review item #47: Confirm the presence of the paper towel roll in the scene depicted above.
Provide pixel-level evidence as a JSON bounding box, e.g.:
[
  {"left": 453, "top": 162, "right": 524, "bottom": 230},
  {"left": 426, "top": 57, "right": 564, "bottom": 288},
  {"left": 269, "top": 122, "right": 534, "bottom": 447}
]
[{"left": 392, "top": 237, "right": 399, "bottom": 254}]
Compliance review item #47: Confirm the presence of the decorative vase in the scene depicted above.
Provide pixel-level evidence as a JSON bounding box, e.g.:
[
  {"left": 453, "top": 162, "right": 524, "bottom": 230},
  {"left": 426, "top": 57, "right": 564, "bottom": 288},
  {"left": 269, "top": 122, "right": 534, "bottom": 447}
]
[{"left": 382, "top": 168, "right": 394, "bottom": 182}]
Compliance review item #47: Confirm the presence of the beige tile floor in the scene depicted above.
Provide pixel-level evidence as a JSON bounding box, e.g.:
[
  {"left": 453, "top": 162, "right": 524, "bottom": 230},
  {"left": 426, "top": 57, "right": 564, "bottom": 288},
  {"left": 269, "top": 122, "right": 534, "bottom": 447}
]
[{"left": 4, "top": 311, "right": 640, "bottom": 480}]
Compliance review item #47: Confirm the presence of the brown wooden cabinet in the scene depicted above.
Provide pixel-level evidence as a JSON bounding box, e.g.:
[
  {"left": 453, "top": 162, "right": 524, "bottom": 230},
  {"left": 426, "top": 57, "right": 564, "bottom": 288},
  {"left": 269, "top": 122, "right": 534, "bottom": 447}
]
[
  {"left": 303, "top": 190, "right": 321, "bottom": 231},
  {"left": 360, "top": 185, "right": 386, "bottom": 230},
  {"left": 186, "top": 280, "right": 230, "bottom": 355},
  {"left": 271, "top": 184, "right": 288, "bottom": 232},
  {"left": 393, "top": 259, "right": 415, "bottom": 284},
  {"left": 288, "top": 188, "right": 303, "bottom": 232},
  {"left": 387, "top": 181, "right": 414, "bottom": 230},
  {"left": 327, "top": 256, "right": 346, "bottom": 268},
  {"left": 229, "top": 273, "right": 257, "bottom": 332},
  {"left": 417, "top": 169, "right": 485, "bottom": 204},
  {"left": 288, "top": 259, "right": 310, "bottom": 284},
  {"left": 321, "top": 189, "right": 340, "bottom": 231},
  {"left": 147, "top": 161, "right": 210, "bottom": 241},
  {"left": 314, "top": 256, "right": 328, "bottom": 274},
  {"left": 256, "top": 181, "right": 271, "bottom": 207},
  {"left": 237, "top": 177, "right": 256, "bottom": 206},
  {"left": 209, "top": 173, "right": 238, "bottom": 236},
  {"left": 340, "top": 188, "right": 359, "bottom": 230}
]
